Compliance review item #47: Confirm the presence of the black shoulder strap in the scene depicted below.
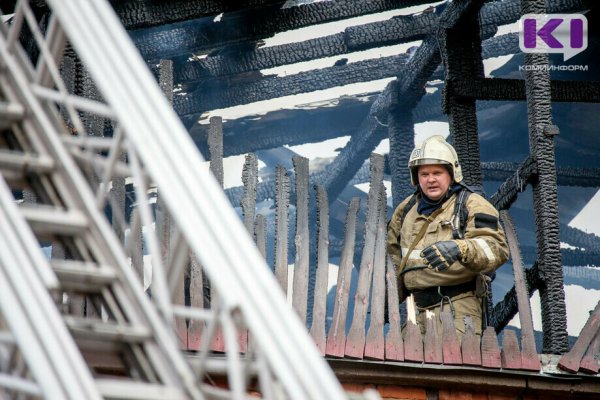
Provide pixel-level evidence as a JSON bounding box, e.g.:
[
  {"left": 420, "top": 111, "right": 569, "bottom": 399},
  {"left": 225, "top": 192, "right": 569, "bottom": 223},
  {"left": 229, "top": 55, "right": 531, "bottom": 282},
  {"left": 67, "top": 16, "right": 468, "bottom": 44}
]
[
  {"left": 451, "top": 188, "right": 472, "bottom": 239},
  {"left": 399, "top": 194, "right": 418, "bottom": 230}
]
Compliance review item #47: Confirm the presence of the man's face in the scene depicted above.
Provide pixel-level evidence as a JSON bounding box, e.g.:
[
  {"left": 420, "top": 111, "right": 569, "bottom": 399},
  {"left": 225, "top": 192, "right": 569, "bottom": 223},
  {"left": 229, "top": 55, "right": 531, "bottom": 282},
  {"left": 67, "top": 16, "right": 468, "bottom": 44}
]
[{"left": 418, "top": 164, "right": 452, "bottom": 201}]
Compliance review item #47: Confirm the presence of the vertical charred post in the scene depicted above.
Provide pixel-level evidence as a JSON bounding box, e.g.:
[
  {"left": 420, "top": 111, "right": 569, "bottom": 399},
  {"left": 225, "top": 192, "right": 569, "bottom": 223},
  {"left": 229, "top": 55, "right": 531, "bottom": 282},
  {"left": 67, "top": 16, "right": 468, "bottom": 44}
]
[
  {"left": 274, "top": 166, "right": 290, "bottom": 294},
  {"left": 521, "top": 0, "right": 568, "bottom": 354},
  {"left": 387, "top": 81, "right": 416, "bottom": 206},
  {"left": 293, "top": 156, "right": 310, "bottom": 325},
  {"left": 208, "top": 116, "right": 224, "bottom": 187},
  {"left": 241, "top": 153, "right": 258, "bottom": 235},
  {"left": 310, "top": 185, "right": 329, "bottom": 354},
  {"left": 441, "top": 0, "right": 485, "bottom": 192}
]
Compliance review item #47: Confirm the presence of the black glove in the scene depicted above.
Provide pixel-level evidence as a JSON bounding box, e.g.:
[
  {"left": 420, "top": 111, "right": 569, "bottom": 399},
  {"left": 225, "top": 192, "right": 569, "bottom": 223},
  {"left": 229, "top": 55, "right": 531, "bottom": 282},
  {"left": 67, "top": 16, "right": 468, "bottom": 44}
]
[{"left": 421, "top": 240, "right": 462, "bottom": 272}]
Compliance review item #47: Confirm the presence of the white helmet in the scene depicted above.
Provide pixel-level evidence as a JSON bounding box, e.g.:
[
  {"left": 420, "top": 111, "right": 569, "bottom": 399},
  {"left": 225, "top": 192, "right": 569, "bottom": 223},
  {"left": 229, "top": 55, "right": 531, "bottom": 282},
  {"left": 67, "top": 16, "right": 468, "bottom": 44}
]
[{"left": 408, "top": 135, "right": 463, "bottom": 186}]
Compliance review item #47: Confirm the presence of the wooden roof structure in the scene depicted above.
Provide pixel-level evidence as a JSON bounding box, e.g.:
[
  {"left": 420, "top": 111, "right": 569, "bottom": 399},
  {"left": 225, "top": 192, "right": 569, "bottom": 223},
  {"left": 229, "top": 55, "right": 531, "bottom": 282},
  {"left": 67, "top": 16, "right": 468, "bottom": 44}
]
[{"left": 4, "top": 0, "right": 599, "bottom": 396}]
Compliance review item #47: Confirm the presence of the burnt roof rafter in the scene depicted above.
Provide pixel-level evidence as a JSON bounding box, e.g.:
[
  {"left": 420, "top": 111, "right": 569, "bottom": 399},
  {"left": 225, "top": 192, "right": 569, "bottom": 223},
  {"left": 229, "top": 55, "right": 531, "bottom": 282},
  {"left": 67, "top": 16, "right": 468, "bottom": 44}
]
[
  {"left": 160, "top": 10, "right": 439, "bottom": 85},
  {"left": 112, "top": 0, "right": 287, "bottom": 30},
  {"left": 174, "top": 53, "right": 410, "bottom": 117},
  {"left": 130, "top": 0, "right": 438, "bottom": 61},
  {"left": 448, "top": 77, "right": 600, "bottom": 102},
  {"left": 160, "top": 0, "right": 527, "bottom": 88},
  {"left": 176, "top": 30, "right": 519, "bottom": 120},
  {"left": 150, "top": 0, "right": 576, "bottom": 86}
]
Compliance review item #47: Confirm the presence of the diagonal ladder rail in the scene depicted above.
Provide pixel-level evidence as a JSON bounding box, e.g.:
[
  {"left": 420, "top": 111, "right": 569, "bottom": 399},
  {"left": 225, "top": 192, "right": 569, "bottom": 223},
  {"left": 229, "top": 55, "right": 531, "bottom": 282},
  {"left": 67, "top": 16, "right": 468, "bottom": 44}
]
[{"left": 0, "top": 1, "right": 349, "bottom": 399}]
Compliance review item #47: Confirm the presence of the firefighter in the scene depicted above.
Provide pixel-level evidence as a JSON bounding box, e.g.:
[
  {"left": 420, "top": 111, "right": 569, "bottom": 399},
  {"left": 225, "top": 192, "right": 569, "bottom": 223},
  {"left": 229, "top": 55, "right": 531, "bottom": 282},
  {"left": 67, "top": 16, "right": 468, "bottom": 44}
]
[{"left": 386, "top": 135, "right": 509, "bottom": 337}]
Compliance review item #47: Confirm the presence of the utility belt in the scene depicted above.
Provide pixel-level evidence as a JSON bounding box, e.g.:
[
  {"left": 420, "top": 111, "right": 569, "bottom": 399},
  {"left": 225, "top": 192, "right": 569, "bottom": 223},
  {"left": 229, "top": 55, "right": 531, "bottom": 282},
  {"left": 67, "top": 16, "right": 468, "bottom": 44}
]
[{"left": 411, "top": 279, "right": 476, "bottom": 309}]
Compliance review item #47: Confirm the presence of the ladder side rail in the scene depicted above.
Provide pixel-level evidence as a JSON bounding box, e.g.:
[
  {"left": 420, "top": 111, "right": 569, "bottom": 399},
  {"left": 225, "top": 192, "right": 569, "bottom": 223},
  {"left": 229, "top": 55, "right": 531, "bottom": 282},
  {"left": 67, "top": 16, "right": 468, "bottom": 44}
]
[
  {"left": 0, "top": 177, "right": 102, "bottom": 400},
  {"left": 48, "top": 1, "right": 347, "bottom": 398}
]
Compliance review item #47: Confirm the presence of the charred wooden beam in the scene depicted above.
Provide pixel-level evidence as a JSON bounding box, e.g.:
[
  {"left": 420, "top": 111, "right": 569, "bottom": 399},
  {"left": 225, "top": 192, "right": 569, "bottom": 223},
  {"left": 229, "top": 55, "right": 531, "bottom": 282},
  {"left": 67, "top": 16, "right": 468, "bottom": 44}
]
[
  {"left": 479, "top": 0, "right": 585, "bottom": 35},
  {"left": 131, "top": 0, "right": 435, "bottom": 60},
  {"left": 483, "top": 163, "right": 600, "bottom": 187},
  {"left": 561, "top": 224, "right": 600, "bottom": 254},
  {"left": 186, "top": 32, "right": 518, "bottom": 147},
  {"left": 481, "top": 32, "right": 519, "bottom": 59},
  {"left": 448, "top": 78, "right": 600, "bottom": 102},
  {"left": 112, "top": 0, "right": 286, "bottom": 29},
  {"left": 522, "top": 0, "right": 568, "bottom": 355},
  {"left": 489, "top": 155, "right": 537, "bottom": 211},
  {"left": 166, "top": 11, "right": 436, "bottom": 85},
  {"left": 518, "top": 247, "right": 600, "bottom": 270},
  {"left": 158, "top": 0, "right": 526, "bottom": 86},
  {"left": 490, "top": 262, "right": 542, "bottom": 333},
  {"left": 175, "top": 54, "right": 410, "bottom": 116},
  {"left": 442, "top": 0, "right": 486, "bottom": 190},
  {"left": 387, "top": 95, "right": 415, "bottom": 205}
]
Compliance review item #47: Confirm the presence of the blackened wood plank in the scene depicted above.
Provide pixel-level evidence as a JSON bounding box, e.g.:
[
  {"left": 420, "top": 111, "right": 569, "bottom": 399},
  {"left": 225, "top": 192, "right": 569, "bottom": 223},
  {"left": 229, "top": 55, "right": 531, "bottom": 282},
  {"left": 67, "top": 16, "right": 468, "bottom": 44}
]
[
  {"left": 385, "top": 255, "right": 404, "bottom": 361},
  {"left": 558, "top": 301, "right": 600, "bottom": 373},
  {"left": 364, "top": 184, "right": 387, "bottom": 360},
  {"left": 274, "top": 166, "right": 290, "bottom": 294},
  {"left": 345, "top": 154, "right": 384, "bottom": 359},
  {"left": 500, "top": 211, "right": 540, "bottom": 371},
  {"left": 188, "top": 252, "right": 203, "bottom": 351},
  {"left": 310, "top": 185, "right": 329, "bottom": 355},
  {"left": 156, "top": 59, "right": 187, "bottom": 348},
  {"left": 208, "top": 116, "right": 224, "bottom": 187},
  {"left": 241, "top": 153, "right": 258, "bottom": 235},
  {"left": 501, "top": 330, "right": 522, "bottom": 370},
  {"left": 132, "top": 0, "right": 433, "bottom": 59},
  {"left": 255, "top": 214, "right": 266, "bottom": 259},
  {"left": 114, "top": 0, "right": 284, "bottom": 29},
  {"left": 292, "top": 156, "right": 310, "bottom": 325},
  {"left": 239, "top": 154, "right": 258, "bottom": 352},
  {"left": 326, "top": 198, "right": 360, "bottom": 357}
]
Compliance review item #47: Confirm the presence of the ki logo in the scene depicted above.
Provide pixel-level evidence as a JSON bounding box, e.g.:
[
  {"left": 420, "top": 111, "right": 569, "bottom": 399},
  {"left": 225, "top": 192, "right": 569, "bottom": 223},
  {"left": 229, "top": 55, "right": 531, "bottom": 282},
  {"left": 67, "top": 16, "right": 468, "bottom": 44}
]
[{"left": 519, "top": 14, "right": 588, "bottom": 61}]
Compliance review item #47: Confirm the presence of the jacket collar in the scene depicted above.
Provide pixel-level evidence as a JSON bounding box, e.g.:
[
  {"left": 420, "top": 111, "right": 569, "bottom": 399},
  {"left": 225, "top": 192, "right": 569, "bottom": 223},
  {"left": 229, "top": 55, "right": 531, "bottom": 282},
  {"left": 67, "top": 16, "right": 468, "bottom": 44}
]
[{"left": 417, "top": 182, "right": 462, "bottom": 215}]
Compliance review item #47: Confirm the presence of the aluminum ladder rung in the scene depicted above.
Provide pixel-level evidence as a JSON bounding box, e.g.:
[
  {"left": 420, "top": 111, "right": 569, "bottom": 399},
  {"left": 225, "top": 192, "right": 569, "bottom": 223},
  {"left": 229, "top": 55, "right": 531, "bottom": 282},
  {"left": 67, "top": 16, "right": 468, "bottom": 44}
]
[
  {"left": 0, "top": 150, "right": 55, "bottom": 175},
  {"left": 0, "top": 102, "right": 25, "bottom": 129},
  {"left": 64, "top": 316, "right": 151, "bottom": 344},
  {"left": 95, "top": 379, "right": 188, "bottom": 400},
  {"left": 50, "top": 259, "right": 117, "bottom": 292},
  {"left": 19, "top": 205, "right": 89, "bottom": 236}
]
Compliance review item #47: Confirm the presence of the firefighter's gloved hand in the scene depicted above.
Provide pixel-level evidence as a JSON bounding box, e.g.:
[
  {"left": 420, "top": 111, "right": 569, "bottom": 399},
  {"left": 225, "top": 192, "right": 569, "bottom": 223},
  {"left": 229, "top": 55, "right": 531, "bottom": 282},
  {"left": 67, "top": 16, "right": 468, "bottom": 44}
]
[{"left": 421, "top": 240, "right": 462, "bottom": 272}]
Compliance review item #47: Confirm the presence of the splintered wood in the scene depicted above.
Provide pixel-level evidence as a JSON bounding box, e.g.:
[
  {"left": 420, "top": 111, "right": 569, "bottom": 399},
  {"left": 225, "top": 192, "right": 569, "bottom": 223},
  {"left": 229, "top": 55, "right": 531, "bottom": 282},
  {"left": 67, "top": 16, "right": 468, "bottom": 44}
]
[
  {"left": 364, "top": 184, "right": 387, "bottom": 360},
  {"left": 310, "top": 185, "right": 329, "bottom": 355},
  {"left": 326, "top": 198, "right": 360, "bottom": 358},
  {"left": 500, "top": 211, "right": 540, "bottom": 371},
  {"left": 345, "top": 154, "right": 384, "bottom": 359}
]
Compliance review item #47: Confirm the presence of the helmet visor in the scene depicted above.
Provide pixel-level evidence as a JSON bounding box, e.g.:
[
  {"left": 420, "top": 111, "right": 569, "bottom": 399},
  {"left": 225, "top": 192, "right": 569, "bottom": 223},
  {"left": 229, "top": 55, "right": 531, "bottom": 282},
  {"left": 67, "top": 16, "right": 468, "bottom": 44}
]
[{"left": 410, "top": 158, "right": 451, "bottom": 167}]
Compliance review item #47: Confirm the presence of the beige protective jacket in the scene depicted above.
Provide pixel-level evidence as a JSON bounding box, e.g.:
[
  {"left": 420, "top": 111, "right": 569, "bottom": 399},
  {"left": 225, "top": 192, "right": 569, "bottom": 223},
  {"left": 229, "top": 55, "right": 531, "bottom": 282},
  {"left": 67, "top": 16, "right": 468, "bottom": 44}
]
[{"left": 387, "top": 190, "right": 509, "bottom": 292}]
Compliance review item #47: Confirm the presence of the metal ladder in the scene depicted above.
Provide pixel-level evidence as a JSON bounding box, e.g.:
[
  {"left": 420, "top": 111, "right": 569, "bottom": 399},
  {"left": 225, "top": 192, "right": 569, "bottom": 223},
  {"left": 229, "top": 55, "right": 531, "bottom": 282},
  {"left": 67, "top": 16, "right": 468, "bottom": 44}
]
[{"left": 0, "top": 1, "right": 351, "bottom": 399}]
